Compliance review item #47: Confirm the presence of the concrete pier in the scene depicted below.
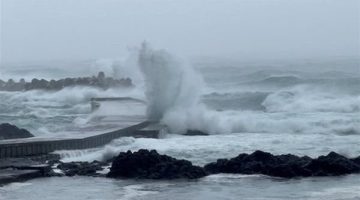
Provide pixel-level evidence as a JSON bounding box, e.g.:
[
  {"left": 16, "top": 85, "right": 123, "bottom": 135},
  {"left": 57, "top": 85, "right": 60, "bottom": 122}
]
[
  {"left": 0, "top": 97, "right": 158, "bottom": 159},
  {"left": 0, "top": 121, "right": 159, "bottom": 159}
]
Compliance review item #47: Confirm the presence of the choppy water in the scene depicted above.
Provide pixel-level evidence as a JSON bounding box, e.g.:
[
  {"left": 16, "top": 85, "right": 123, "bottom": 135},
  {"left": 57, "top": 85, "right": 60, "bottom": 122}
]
[
  {"left": 0, "top": 58, "right": 359, "bottom": 199},
  {"left": 1, "top": 175, "right": 360, "bottom": 200}
]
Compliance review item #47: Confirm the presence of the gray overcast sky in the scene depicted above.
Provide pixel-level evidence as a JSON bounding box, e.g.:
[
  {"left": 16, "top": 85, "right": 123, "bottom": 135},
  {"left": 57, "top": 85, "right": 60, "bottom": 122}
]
[{"left": 0, "top": 0, "right": 359, "bottom": 63}]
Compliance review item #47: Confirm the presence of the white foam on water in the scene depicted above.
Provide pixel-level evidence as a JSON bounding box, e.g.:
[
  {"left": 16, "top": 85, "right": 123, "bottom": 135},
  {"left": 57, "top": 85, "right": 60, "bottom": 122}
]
[
  {"left": 121, "top": 184, "right": 159, "bottom": 200},
  {"left": 204, "top": 174, "right": 265, "bottom": 183},
  {"left": 0, "top": 182, "right": 33, "bottom": 192},
  {"left": 57, "top": 137, "right": 136, "bottom": 162},
  {"left": 58, "top": 131, "right": 360, "bottom": 166},
  {"left": 309, "top": 185, "right": 360, "bottom": 200},
  {"left": 134, "top": 44, "right": 360, "bottom": 136},
  {"left": 262, "top": 85, "right": 360, "bottom": 113},
  {"left": 0, "top": 84, "right": 146, "bottom": 136}
]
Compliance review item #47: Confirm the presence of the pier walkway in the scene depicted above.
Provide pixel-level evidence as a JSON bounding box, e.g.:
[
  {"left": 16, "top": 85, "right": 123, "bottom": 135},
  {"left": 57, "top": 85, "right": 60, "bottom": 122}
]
[{"left": 0, "top": 98, "right": 159, "bottom": 159}]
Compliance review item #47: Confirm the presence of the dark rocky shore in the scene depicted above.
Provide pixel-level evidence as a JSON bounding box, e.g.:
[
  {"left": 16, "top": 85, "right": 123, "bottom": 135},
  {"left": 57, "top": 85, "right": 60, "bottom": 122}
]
[
  {"left": 56, "top": 161, "right": 108, "bottom": 177},
  {"left": 107, "top": 149, "right": 207, "bottom": 179},
  {"left": 107, "top": 150, "right": 360, "bottom": 179},
  {"left": 0, "top": 72, "right": 132, "bottom": 91},
  {"left": 204, "top": 150, "right": 360, "bottom": 178},
  {"left": 1, "top": 149, "right": 360, "bottom": 185}
]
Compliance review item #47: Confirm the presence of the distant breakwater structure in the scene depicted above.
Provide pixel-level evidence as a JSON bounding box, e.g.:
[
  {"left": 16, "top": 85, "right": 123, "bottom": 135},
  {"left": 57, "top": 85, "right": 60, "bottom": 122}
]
[{"left": 0, "top": 72, "right": 132, "bottom": 91}]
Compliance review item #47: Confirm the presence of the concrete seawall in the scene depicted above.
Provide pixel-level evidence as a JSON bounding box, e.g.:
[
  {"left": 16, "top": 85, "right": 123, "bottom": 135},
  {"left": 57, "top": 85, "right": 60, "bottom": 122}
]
[{"left": 0, "top": 121, "right": 158, "bottom": 159}]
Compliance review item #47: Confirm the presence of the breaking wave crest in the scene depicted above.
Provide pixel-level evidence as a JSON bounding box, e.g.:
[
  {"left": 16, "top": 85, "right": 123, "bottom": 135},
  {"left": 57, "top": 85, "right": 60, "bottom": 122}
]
[
  {"left": 135, "top": 44, "right": 360, "bottom": 136},
  {"left": 137, "top": 43, "right": 204, "bottom": 121},
  {"left": 262, "top": 85, "right": 360, "bottom": 113}
]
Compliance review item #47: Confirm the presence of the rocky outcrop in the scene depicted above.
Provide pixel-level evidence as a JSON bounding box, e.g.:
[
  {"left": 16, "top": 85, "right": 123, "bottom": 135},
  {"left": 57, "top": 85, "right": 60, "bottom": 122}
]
[
  {"left": 204, "top": 150, "right": 360, "bottom": 178},
  {"left": 351, "top": 156, "right": 360, "bottom": 165},
  {"left": 0, "top": 72, "right": 132, "bottom": 91},
  {"left": 0, "top": 154, "right": 110, "bottom": 185},
  {"left": 1, "top": 150, "right": 360, "bottom": 185},
  {"left": 0, "top": 123, "right": 34, "bottom": 140},
  {"left": 305, "top": 152, "right": 360, "bottom": 176},
  {"left": 57, "top": 161, "right": 108, "bottom": 177},
  {"left": 107, "top": 149, "right": 207, "bottom": 179}
]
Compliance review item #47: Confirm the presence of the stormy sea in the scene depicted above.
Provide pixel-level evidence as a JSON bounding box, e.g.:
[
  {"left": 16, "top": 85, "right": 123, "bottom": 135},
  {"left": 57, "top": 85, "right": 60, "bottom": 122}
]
[{"left": 0, "top": 44, "right": 359, "bottom": 199}]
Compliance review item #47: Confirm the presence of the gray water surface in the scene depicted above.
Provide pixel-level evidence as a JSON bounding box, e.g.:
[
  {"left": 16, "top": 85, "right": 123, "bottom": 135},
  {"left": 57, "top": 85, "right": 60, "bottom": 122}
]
[{"left": 1, "top": 174, "right": 360, "bottom": 200}]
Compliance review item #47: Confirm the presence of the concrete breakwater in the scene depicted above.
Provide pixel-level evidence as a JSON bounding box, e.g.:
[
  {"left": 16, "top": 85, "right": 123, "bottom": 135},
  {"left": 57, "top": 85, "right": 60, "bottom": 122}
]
[
  {"left": 0, "top": 72, "right": 132, "bottom": 91},
  {"left": 0, "top": 121, "right": 158, "bottom": 159}
]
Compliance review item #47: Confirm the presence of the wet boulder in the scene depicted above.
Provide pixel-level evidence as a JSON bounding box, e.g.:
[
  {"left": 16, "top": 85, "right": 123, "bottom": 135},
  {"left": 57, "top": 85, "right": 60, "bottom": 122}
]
[
  {"left": 63, "top": 78, "right": 75, "bottom": 87},
  {"left": 351, "top": 156, "right": 360, "bottom": 165},
  {"left": 48, "top": 79, "right": 61, "bottom": 90},
  {"left": 204, "top": 151, "right": 360, "bottom": 178},
  {"left": 0, "top": 123, "right": 34, "bottom": 140},
  {"left": 4, "top": 79, "right": 17, "bottom": 91},
  {"left": 38, "top": 79, "right": 49, "bottom": 89},
  {"left": 204, "top": 150, "right": 308, "bottom": 178},
  {"left": 25, "top": 78, "right": 41, "bottom": 90},
  {"left": 107, "top": 149, "right": 207, "bottom": 179},
  {"left": 57, "top": 161, "right": 107, "bottom": 177},
  {"left": 304, "top": 152, "right": 360, "bottom": 176}
]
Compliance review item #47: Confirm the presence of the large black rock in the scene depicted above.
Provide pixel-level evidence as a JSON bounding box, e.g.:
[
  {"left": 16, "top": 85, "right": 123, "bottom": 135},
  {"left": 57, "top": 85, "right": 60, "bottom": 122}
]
[
  {"left": 351, "top": 156, "right": 360, "bottom": 165},
  {"left": 107, "top": 149, "right": 207, "bottom": 179},
  {"left": 0, "top": 123, "right": 34, "bottom": 140},
  {"left": 204, "top": 151, "right": 360, "bottom": 178},
  {"left": 305, "top": 152, "right": 360, "bottom": 176}
]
